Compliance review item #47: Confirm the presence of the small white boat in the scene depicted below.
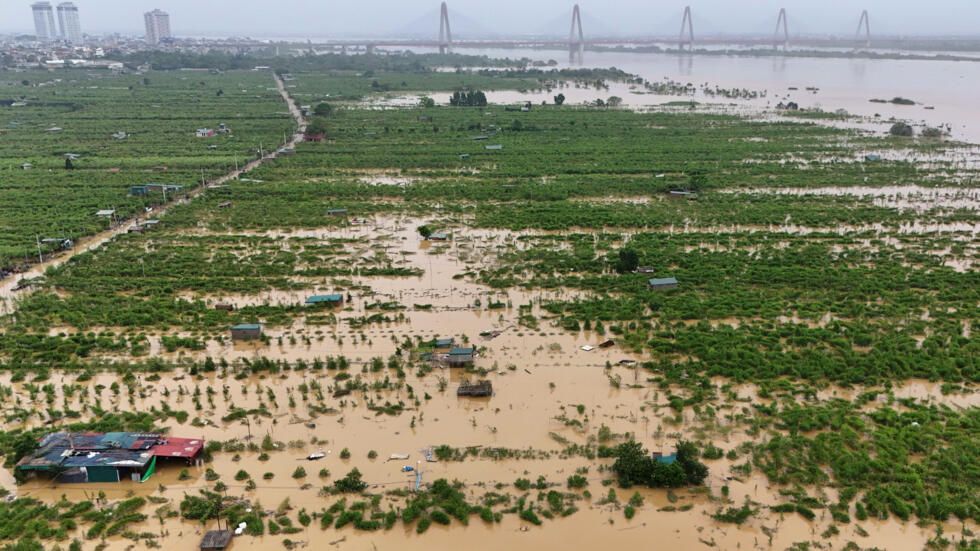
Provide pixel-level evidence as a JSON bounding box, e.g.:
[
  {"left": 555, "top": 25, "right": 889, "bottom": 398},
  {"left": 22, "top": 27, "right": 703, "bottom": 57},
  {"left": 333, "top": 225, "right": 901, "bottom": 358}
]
[
  {"left": 389, "top": 453, "right": 410, "bottom": 460},
  {"left": 306, "top": 452, "right": 326, "bottom": 461}
]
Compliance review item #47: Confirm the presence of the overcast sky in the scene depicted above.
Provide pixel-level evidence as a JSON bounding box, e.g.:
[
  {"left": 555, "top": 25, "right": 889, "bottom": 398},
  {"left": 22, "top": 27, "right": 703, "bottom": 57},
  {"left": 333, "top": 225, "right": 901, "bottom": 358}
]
[{"left": 2, "top": 0, "right": 978, "bottom": 38}]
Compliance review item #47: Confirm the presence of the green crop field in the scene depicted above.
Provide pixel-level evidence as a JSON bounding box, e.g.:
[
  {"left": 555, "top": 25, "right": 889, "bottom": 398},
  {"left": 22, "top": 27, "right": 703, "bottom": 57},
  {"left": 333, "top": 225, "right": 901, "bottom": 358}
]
[{"left": 0, "top": 68, "right": 295, "bottom": 263}]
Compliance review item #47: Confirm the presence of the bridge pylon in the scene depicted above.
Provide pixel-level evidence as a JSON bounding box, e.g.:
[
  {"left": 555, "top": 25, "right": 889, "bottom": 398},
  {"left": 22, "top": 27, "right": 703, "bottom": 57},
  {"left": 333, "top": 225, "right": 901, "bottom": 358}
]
[
  {"left": 439, "top": 2, "right": 453, "bottom": 54},
  {"left": 855, "top": 10, "right": 870, "bottom": 49},
  {"left": 678, "top": 6, "right": 694, "bottom": 51},
  {"left": 774, "top": 8, "right": 789, "bottom": 50},
  {"left": 569, "top": 4, "right": 584, "bottom": 65}
]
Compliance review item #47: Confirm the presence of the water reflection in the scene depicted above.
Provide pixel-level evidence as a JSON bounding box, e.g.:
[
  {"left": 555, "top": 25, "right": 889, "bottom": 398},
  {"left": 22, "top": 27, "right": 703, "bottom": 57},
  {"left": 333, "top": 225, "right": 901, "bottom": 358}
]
[{"left": 676, "top": 53, "right": 693, "bottom": 75}]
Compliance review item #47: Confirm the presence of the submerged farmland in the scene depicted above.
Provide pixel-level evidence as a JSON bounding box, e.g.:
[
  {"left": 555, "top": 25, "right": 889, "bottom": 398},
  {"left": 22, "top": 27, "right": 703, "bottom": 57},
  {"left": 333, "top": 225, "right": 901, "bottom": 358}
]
[{"left": 0, "top": 58, "right": 977, "bottom": 551}]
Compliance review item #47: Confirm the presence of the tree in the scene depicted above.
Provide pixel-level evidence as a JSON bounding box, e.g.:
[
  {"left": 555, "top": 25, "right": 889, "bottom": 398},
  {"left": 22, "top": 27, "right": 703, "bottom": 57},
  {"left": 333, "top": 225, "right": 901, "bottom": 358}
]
[
  {"left": 553, "top": 93, "right": 565, "bottom": 105},
  {"left": 688, "top": 170, "right": 707, "bottom": 190},
  {"left": 11, "top": 432, "right": 39, "bottom": 464},
  {"left": 334, "top": 468, "right": 367, "bottom": 493},
  {"left": 306, "top": 117, "right": 328, "bottom": 136},
  {"left": 606, "top": 96, "right": 623, "bottom": 107},
  {"left": 313, "top": 102, "right": 333, "bottom": 116},
  {"left": 417, "top": 225, "right": 432, "bottom": 239},
  {"left": 615, "top": 249, "right": 639, "bottom": 273},
  {"left": 889, "top": 122, "right": 913, "bottom": 137},
  {"left": 610, "top": 441, "right": 653, "bottom": 488},
  {"left": 418, "top": 96, "right": 435, "bottom": 108}
]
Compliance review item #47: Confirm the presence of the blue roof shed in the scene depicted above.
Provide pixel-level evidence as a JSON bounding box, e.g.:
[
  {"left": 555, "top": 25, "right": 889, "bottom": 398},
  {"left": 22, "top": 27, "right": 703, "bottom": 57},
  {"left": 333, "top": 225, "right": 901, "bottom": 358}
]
[{"left": 306, "top": 294, "right": 344, "bottom": 305}]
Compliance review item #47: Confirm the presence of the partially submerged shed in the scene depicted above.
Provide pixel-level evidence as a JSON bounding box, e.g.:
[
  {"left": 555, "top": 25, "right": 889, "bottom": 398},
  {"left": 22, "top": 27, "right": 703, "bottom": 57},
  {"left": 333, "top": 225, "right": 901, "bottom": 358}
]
[
  {"left": 200, "top": 529, "right": 233, "bottom": 550},
  {"left": 306, "top": 294, "right": 344, "bottom": 307},
  {"left": 428, "top": 232, "right": 449, "bottom": 241},
  {"left": 16, "top": 432, "right": 203, "bottom": 483},
  {"left": 230, "top": 323, "right": 262, "bottom": 340},
  {"left": 434, "top": 338, "right": 454, "bottom": 352},
  {"left": 457, "top": 380, "right": 492, "bottom": 397},
  {"left": 447, "top": 347, "right": 475, "bottom": 367}
]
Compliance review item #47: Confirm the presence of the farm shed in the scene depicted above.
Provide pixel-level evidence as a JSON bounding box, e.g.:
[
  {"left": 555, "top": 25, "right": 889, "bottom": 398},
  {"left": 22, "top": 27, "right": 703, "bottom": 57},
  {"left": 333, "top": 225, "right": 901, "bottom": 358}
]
[
  {"left": 635, "top": 266, "right": 655, "bottom": 274},
  {"left": 326, "top": 208, "right": 348, "bottom": 216},
  {"left": 95, "top": 209, "right": 115, "bottom": 218},
  {"left": 471, "top": 135, "right": 489, "bottom": 140},
  {"left": 652, "top": 451, "right": 677, "bottom": 464},
  {"left": 230, "top": 323, "right": 262, "bottom": 340},
  {"left": 648, "top": 277, "right": 678, "bottom": 290},
  {"left": 146, "top": 184, "right": 183, "bottom": 192},
  {"left": 214, "top": 303, "right": 235, "bottom": 311},
  {"left": 217, "top": 201, "right": 232, "bottom": 208},
  {"left": 457, "top": 380, "right": 492, "bottom": 397},
  {"left": 485, "top": 145, "right": 503, "bottom": 150},
  {"left": 139, "top": 219, "right": 161, "bottom": 230},
  {"left": 303, "top": 133, "right": 324, "bottom": 142},
  {"left": 864, "top": 154, "right": 881, "bottom": 162},
  {"left": 306, "top": 294, "right": 344, "bottom": 307},
  {"left": 21, "top": 162, "right": 32, "bottom": 170},
  {"left": 130, "top": 186, "right": 148, "bottom": 196},
  {"left": 200, "top": 530, "right": 233, "bottom": 550},
  {"left": 16, "top": 432, "right": 203, "bottom": 483},
  {"left": 668, "top": 190, "right": 697, "bottom": 199},
  {"left": 447, "top": 347, "right": 475, "bottom": 367},
  {"left": 428, "top": 232, "right": 449, "bottom": 241},
  {"left": 196, "top": 128, "right": 216, "bottom": 138},
  {"left": 434, "top": 338, "right": 454, "bottom": 352}
]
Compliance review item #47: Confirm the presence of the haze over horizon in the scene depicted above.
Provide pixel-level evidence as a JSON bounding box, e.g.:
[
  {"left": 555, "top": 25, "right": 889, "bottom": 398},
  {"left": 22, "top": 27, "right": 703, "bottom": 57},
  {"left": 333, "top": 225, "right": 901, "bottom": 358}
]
[{"left": 2, "top": 0, "right": 979, "bottom": 39}]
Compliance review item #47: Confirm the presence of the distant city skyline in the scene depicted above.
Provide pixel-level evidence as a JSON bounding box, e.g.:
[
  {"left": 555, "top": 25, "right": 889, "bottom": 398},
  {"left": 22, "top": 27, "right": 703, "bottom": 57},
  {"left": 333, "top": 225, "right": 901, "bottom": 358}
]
[{"left": 6, "top": 1, "right": 980, "bottom": 39}]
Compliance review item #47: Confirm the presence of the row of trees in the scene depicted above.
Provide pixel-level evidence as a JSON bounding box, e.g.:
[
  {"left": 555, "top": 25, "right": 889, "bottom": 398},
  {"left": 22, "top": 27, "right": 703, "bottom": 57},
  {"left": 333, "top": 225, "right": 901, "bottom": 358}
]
[{"left": 449, "top": 90, "right": 488, "bottom": 107}]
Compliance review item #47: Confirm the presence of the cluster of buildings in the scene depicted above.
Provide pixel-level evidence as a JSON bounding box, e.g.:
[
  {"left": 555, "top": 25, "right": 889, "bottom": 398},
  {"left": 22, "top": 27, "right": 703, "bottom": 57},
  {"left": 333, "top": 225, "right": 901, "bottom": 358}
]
[
  {"left": 16, "top": 432, "right": 204, "bottom": 483},
  {"left": 28, "top": 2, "right": 172, "bottom": 46}
]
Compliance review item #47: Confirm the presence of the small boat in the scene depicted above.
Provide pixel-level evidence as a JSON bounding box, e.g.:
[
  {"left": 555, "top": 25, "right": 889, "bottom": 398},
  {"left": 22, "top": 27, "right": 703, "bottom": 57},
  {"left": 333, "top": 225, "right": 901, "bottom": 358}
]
[
  {"left": 389, "top": 453, "right": 409, "bottom": 461},
  {"left": 306, "top": 452, "right": 326, "bottom": 461},
  {"left": 402, "top": 465, "right": 415, "bottom": 472}
]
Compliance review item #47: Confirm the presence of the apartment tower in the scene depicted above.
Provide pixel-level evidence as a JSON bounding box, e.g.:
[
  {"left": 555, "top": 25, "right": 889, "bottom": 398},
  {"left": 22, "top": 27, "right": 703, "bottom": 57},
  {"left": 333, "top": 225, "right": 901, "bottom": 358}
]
[
  {"left": 57, "top": 2, "right": 83, "bottom": 44},
  {"left": 31, "top": 2, "right": 57, "bottom": 41},
  {"left": 144, "top": 9, "right": 172, "bottom": 44}
]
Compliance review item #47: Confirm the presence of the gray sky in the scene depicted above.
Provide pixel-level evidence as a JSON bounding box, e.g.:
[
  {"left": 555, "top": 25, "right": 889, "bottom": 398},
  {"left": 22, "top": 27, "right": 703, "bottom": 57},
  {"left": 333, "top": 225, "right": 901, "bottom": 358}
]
[{"left": 2, "top": 0, "right": 978, "bottom": 38}]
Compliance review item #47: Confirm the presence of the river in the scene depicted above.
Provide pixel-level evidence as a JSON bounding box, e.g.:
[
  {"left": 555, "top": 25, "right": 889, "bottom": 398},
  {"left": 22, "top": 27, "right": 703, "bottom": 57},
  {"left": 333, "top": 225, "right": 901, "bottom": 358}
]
[{"left": 388, "top": 47, "right": 980, "bottom": 144}]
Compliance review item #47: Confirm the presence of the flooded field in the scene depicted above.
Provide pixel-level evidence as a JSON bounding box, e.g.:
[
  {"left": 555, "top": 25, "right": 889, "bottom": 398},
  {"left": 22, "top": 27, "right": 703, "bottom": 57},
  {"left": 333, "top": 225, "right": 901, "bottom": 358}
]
[{"left": 1, "top": 57, "right": 977, "bottom": 551}]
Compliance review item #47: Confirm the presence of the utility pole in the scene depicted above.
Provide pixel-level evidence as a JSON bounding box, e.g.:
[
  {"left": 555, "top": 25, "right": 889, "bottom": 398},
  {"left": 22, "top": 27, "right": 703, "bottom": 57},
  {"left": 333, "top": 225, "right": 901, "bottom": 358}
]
[{"left": 35, "top": 234, "right": 43, "bottom": 263}]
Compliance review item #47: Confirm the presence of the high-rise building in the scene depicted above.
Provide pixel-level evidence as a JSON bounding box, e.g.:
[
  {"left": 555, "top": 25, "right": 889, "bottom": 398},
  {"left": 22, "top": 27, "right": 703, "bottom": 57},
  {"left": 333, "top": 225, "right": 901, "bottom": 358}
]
[
  {"left": 31, "top": 2, "right": 57, "bottom": 41},
  {"left": 144, "top": 9, "right": 172, "bottom": 45},
  {"left": 56, "top": 2, "right": 82, "bottom": 44}
]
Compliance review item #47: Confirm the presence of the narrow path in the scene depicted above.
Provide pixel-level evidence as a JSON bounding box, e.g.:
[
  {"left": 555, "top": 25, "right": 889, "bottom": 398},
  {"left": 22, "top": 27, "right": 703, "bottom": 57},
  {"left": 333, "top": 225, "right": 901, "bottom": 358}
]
[{"left": 0, "top": 72, "right": 306, "bottom": 304}]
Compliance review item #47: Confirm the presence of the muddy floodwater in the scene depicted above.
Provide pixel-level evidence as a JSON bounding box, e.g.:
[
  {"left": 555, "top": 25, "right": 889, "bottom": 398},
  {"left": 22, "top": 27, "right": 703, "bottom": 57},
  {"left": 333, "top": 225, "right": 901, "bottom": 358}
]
[{"left": 3, "top": 212, "right": 978, "bottom": 551}]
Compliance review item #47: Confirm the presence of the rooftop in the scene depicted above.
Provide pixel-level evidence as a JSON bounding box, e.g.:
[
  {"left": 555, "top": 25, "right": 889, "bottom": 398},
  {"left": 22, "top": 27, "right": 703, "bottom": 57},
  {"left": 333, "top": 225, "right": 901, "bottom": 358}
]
[
  {"left": 231, "top": 323, "right": 262, "bottom": 330},
  {"left": 17, "top": 432, "right": 203, "bottom": 471},
  {"left": 649, "top": 277, "right": 679, "bottom": 286},
  {"left": 450, "top": 347, "right": 475, "bottom": 356},
  {"left": 306, "top": 294, "right": 343, "bottom": 303}
]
